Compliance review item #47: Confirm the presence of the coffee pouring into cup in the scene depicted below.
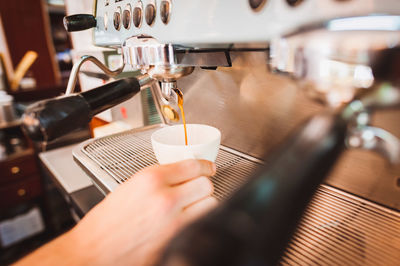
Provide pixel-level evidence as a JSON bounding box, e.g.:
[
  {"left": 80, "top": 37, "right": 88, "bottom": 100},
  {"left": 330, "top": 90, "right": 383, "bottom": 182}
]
[{"left": 151, "top": 124, "right": 221, "bottom": 165}]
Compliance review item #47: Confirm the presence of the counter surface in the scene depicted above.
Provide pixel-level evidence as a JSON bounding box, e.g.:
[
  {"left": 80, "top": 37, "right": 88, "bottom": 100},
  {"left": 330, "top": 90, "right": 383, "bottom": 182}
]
[{"left": 39, "top": 144, "right": 104, "bottom": 217}]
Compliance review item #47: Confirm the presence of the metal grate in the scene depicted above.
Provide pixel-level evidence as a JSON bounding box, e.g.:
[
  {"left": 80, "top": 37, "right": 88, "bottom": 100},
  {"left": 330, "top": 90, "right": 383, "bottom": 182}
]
[
  {"left": 81, "top": 128, "right": 400, "bottom": 265},
  {"left": 283, "top": 186, "right": 400, "bottom": 265},
  {"left": 82, "top": 127, "right": 259, "bottom": 200}
]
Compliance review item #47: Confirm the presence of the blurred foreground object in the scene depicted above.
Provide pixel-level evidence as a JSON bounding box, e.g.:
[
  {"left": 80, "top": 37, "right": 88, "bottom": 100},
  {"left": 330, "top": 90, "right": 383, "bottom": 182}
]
[{"left": 10, "top": 51, "right": 38, "bottom": 91}]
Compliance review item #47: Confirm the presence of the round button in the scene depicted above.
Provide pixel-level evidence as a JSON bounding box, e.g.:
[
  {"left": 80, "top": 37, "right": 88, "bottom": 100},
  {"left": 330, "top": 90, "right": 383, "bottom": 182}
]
[
  {"left": 249, "top": 0, "right": 266, "bottom": 10},
  {"left": 160, "top": 0, "right": 171, "bottom": 24},
  {"left": 145, "top": 4, "right": 156, "bottom": 26},
  {"left": 133, "top": 6, "right": 142, "bottom": 27},
  {"left": 123, "top": 6, "right": 131, "bottom": 29},
  {"left": 114, "top": 8, "right": 122, "bottom": 30}
]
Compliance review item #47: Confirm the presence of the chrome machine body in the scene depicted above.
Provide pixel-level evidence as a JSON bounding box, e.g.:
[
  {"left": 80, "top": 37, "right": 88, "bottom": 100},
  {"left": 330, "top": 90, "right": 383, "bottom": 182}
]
[{"left": 68, "top": 0, "right": 400, "bottom": 265}]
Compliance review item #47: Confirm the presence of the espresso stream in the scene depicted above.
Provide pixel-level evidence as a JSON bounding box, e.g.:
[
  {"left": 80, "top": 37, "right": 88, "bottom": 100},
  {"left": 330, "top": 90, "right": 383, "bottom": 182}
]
[{"left": 175, "top": 89, "right": 188, "bottom": 146}]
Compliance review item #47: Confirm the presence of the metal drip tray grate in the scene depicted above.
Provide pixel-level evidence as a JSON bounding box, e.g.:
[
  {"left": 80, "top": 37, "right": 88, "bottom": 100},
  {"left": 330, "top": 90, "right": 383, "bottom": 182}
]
[
  {"left": 283, "top": 186, "right": 400, "bottom": 265},
  {"left": 75, "top": 126, "right": 400, "bottom": 265},
  {"left": 80, "top": 126, "right": 260, "bottom": 199}
]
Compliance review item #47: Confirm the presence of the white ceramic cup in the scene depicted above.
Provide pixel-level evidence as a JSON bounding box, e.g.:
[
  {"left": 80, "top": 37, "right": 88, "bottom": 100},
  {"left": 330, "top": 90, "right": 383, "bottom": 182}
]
[{"left": 151, "top": 124, "right": 221, "bottom": 164}]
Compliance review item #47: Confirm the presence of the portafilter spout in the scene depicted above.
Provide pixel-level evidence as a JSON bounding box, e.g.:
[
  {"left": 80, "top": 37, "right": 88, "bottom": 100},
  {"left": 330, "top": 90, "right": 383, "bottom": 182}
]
[{"left": 146, "top": 65, "right": 194, "bottom": 105}]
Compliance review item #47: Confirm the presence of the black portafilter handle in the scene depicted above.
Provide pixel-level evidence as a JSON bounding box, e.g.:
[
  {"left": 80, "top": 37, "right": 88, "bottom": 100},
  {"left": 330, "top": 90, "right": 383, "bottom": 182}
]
[
  {"left": 22, "top": 78, "right": 142, "bottom": 142},
  {"left": 159, "top": 112, "right": 348, "bottom": 266},
  {"left": 63, "top": 14, "right": 97, "bottom": 32}
]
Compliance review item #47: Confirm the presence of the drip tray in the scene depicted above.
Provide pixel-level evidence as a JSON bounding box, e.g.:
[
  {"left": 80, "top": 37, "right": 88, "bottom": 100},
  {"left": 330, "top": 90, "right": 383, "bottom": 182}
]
[{"left": 73, "top": 125, "right": 400, "bottom": 265}]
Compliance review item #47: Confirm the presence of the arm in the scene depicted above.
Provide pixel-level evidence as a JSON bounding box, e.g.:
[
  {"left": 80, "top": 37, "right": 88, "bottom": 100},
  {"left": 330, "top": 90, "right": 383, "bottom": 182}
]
[{"left": 16, "top": 159, "right": 217, "bottom": 266}]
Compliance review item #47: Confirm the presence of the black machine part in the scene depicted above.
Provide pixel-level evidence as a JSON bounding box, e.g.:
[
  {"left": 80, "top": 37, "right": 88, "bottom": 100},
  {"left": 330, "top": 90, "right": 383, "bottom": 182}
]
[
  {"left": 22, "top": 78, "right": 142, "bottom": 142},
  {"left": 159, "top": 112, "right": 348, "bottom": 266},
  {"left": 63, "top": 14, "right": 97, "bottom": 32}
]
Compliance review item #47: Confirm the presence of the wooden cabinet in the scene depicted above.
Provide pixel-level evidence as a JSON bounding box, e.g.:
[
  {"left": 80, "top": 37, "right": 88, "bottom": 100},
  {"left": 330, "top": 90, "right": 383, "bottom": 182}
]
[
  {"left": 0, "top": 125, "right": 76, "bottom": 264},
  {"left": 0, "top": 152, "right": 39, "bottom": 184},
  {"left": 0, "top": 151, "right": 42, "bottom": 209},
  {"left": 0, "top": 126, "right": 43, "bottom": 211},
  {"left": 0, "top": 174, "right": 42, "bottom": 209}
]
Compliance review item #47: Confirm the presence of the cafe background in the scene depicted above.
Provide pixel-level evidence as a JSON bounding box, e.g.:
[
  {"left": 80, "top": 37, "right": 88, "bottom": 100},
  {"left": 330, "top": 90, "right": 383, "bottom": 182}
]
[{"left": 0, "top": 0, "right": 141, "bottom": 263}]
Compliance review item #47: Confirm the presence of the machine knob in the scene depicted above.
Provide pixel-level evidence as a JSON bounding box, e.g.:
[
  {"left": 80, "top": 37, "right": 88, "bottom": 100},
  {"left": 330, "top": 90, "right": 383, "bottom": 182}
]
[
  {"left": 114, "top": 8, "right": 122, "bottom": 30},
  {"left": 63, "top": 14, "right": 97, "bottom": 32},
  {"left": 160, "top": 0, "right": 171, "bottom": 24},
  {"left": 145, "top": 3, "right": 156, "bottom": 25},
  {"left": 286, "top": 0, "right": 304, "bottom": 6},
  {"left": 249, "top": 0, "right": 266, "bottom": 10},
  {"left": 123, "top": 5, "right": 132, "bottom": 29},
  {"left": 133, "top": 6, "right": 143, "bottom": 27}
]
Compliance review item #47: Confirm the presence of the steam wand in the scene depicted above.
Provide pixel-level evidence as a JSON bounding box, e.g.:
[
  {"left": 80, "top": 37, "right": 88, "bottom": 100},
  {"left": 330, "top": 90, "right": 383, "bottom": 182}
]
[{"left": 65, "top": 55, "right": 125, "bottom": 95}]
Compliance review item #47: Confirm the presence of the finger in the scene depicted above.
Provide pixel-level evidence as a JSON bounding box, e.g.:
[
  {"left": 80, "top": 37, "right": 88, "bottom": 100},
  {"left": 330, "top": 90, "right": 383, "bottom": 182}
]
[
  {"left": 170, "top": 176, "right": 214, "bottom": 210},
  {"left": 181, "top": 196, "right": 218, "bottom": 225},
  {"left": 142, "top": 159, "right": 216, "bottom": 186}
]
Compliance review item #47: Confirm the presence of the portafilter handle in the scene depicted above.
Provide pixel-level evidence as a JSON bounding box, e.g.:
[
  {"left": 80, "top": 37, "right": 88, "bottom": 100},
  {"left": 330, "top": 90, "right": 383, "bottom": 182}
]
[
  {"left": 63, "top": 14, "right": 97, "bottom": 32},
  {"left": 22, "top": 75, "right": 153, "bottom": 142}
]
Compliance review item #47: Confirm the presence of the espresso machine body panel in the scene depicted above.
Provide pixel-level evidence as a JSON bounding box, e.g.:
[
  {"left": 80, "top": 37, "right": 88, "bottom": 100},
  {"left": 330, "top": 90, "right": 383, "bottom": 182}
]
[
  {"left": 175, "top": 52, "right": 400, "bottom": 211},
  {"left": 93, "top": 0, "right": 400, "bottom": 47}
]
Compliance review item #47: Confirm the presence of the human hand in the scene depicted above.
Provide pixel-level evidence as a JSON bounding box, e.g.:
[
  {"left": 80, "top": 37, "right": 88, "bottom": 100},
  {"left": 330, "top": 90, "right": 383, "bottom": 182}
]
[{"left": 17, "top": 159, "right": 217, "bottom": 266}]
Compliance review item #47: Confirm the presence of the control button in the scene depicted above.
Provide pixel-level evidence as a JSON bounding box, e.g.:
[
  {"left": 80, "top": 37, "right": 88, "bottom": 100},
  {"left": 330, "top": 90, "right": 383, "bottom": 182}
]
[
  {"left": 249, "top": 0, "right": 266, "bottom": 10},
  {"left": 133, "top": 6, "right": 142, "bottom": 27},
  {"left": 160, "top": 0, "right": 171, "bottom": 24},
  {"left": 123, "top": 5, "right": 131, "bottom": 29},
  {"left": 114, "top": 7, "right": 122, "bottom": 30},
  {"left": 145, "top": 3, "right": 156, "bottom": 26}
]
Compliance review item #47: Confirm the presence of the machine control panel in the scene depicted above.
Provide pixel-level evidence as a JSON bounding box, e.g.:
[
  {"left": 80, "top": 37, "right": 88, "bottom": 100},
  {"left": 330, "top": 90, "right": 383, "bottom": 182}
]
[{"left": 93, "top": 0, "right": 400, "bottom": 48}]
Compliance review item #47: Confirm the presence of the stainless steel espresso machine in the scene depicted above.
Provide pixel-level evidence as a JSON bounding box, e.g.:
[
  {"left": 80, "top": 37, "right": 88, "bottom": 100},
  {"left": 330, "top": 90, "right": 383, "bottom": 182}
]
[{"left": 22, "top": 0, "right": 400, "bottom": 265}]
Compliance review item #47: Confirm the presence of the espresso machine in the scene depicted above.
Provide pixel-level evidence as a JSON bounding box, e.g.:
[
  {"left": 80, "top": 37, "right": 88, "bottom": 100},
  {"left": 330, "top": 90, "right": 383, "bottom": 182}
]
[{"left": 22, "top": 0, "right": 400, "bottom": 265}]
